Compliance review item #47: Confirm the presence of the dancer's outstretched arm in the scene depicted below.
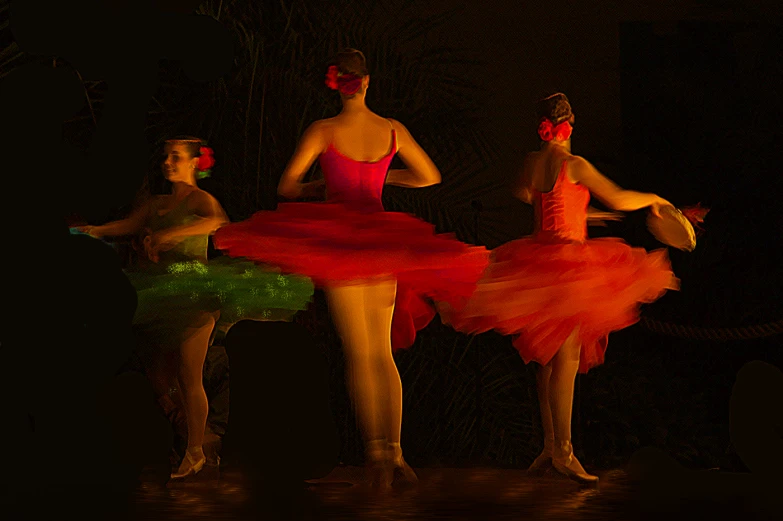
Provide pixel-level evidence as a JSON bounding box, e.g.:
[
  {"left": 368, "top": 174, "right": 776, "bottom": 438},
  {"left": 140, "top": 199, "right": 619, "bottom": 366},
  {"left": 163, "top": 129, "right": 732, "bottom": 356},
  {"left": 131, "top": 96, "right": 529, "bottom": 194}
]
[
  {"left": 76, "top": 199, "right": 151, "bottom": 238},
  {"left": 568, "top": 156, "right": 672, "bottom": 217},
  {"left": 587, "top": 207, "right": 623, "bottom": 226},
  {"left": 385, "top": 120, "right": 441, "bottom": 188}
]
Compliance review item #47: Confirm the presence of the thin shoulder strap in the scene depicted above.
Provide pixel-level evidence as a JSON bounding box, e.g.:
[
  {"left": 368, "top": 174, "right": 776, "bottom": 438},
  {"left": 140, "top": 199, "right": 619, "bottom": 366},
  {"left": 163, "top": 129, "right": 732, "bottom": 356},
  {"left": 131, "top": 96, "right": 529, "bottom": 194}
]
[{"left": 387, "top": 119, "right": 397, "bottom": 153}]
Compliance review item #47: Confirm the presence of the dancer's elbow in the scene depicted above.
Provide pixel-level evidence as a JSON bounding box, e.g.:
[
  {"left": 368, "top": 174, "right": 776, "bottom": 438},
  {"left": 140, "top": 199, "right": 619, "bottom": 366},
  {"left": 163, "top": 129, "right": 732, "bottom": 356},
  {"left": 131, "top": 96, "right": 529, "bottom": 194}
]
[
  {"left": 418, "top": 176, "right": 441, "bottom": 188},
  {"left": 418, "top": 168, "right": 441, "bottom": 187},
  {"left": 277, "top": 184, "right": 300, "bottom": 200}
]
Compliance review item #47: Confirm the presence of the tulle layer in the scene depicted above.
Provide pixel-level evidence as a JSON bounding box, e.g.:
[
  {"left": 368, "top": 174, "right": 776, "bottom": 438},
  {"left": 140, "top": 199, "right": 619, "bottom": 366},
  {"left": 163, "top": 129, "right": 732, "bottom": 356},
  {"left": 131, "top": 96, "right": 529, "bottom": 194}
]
[
  {"left": 213, "top": 202, "right": 490, "bottom": 349},
  {"left": 439, "top": 236, "right": 679, "bottom": 373},
  {"left": 127, "top": 257, "right": 314, "bottom": 348}
]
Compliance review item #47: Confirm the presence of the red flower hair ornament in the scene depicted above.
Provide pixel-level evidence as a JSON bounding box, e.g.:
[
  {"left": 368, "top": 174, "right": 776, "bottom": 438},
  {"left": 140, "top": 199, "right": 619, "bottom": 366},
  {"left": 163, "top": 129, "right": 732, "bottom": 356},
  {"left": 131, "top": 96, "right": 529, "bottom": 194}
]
[
  {"left": 325, "top": 65, "right": 363, "bottom": 96},
  {"left": 538, "top": 119, "right": 573, "bottom": 142},
  {"left": 196, "top": 146, "right": 215, "bottom": 178}
]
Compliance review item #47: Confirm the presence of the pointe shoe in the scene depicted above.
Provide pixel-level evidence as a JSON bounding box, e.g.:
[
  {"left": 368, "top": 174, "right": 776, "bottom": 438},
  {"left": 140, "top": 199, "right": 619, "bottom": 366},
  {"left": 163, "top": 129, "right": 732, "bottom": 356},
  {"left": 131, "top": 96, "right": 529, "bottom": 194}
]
[
  {"left": 552, "top": 441, "right": 599, "bottom": 486},
  {"left": 365, "top": 439, "right": 392, "bottom": 489},
  {"left": 527, "top": 451, "right": 554, "bottom": 476},
  {"left": 170, "top": 448, "right": 206, "bottom": 480},
  {"left": 527, "top": 438, "right": 554, "bottom": 476},
  {"left": 387, "top": 442, "right": 418, "bottom": 489}
]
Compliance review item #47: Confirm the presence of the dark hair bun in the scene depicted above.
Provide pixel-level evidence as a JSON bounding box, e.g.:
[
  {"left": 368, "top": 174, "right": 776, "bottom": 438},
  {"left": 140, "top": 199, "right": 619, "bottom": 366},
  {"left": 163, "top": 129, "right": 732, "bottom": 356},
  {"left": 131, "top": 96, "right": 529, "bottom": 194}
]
[
  {"left": 331, "top": 49, "right": 368, "bottom": 77},
  {"left": 535, "top": 93, "right": 574, "bottom": 125}
]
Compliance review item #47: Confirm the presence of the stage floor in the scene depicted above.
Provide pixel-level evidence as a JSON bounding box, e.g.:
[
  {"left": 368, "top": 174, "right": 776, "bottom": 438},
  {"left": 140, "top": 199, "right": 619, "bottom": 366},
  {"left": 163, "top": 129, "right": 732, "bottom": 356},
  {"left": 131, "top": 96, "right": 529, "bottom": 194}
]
[{"left": 129, "top": 465, "right": 771, "bottom": 520}]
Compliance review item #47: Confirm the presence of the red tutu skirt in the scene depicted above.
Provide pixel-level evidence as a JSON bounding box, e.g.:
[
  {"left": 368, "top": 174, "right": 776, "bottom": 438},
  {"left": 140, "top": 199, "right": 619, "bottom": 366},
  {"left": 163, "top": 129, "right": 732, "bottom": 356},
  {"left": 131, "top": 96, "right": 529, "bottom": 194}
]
[
  {"left": 438, "top": 236, "right": 679, "bottom": 373},
  {"left": 213, "top": 202, "right": 490, "bottom": 349}
]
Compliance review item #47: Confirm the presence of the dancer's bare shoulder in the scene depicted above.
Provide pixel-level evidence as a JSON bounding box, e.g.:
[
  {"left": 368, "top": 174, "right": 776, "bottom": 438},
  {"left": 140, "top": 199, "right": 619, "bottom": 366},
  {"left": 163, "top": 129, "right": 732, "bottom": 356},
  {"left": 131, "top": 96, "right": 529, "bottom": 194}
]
[
  {"left": 306, "top": 118, "right": 335, "bottom": 136},
  {"left": 186, "top": 188, "right": 228, "bottom": 221},
  {"left": 291, "top": 119, "right": 332, "bottom": 157},
  {"left": 185, "top": 187, "right": 217, "bottom": 206},
  {"left": 565, "top": 154, "right": 595, "bottom": 183},
  {"left": 387, "top": 118, "right": 416, "bottom": 150}
]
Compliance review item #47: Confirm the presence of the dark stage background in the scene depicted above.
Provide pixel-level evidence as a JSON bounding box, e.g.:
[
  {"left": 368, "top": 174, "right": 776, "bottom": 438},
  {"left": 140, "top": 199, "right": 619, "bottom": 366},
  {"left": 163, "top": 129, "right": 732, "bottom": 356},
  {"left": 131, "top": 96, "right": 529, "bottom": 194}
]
[{"left": 1, "top": 0, "right": 782, "bottom": 475}]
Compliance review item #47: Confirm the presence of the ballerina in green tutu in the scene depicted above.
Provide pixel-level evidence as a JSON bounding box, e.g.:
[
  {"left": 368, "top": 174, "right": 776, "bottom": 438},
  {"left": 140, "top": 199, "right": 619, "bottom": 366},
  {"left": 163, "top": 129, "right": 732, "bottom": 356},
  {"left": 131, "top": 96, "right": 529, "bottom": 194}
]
[{"left": 77, "top": 136, "right": 313, "bottom": 479}]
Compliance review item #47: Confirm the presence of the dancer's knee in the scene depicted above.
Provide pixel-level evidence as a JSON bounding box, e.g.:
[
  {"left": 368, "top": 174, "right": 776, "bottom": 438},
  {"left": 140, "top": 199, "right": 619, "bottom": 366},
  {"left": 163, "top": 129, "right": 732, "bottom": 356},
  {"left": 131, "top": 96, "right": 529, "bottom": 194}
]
[
  {"left": 555, "top": 329, "right": 581, "bottom": 364},
  {"left": 177, "top": 370, "right": 204, "bottom": 394}
]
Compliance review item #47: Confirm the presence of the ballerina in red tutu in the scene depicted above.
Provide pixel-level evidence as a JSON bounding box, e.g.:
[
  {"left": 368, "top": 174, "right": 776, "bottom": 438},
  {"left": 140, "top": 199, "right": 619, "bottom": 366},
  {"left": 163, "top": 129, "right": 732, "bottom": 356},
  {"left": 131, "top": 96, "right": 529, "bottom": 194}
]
[
  {"left": 213, "top": 49, "right": 490, "bottom": 488},
  {"left": 439, "top": 93, "right": 680, "bottom": 485}
]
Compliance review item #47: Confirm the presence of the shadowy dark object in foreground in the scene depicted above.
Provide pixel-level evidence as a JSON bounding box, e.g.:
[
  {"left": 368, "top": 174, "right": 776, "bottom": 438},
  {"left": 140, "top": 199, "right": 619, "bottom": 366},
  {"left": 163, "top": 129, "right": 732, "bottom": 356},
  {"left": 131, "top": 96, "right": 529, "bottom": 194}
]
[
  {"left": 629, "top": 360, "right": 783, "bottom": 520},
  {"left": 1, "top": 1, "right": 233, "bottom": 518},
  {"left": 222, "top": 320, "right": 339, "bottom": 515}
]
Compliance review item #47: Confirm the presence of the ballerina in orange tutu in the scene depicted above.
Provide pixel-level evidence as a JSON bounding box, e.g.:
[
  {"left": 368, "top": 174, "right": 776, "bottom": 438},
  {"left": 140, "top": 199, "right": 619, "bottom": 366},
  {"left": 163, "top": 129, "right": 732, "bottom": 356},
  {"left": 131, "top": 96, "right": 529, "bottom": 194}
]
[{"left": 439, "top": 93, "right": 680, "bottom": 485}]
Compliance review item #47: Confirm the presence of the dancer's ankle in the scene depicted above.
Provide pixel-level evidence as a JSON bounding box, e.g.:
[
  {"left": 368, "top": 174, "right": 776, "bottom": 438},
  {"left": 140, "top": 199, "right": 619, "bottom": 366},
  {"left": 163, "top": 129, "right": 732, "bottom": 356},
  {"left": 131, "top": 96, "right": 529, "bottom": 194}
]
[
  {"left": 387, "top": 441, "right": 403, "bottom": 462},
  {"left": 367, "top": 438, "right": 387, "bottom": 448},
  {"left": 366, "top": 439, "right": 388, "bottom": 458},
  {"left": 186, "top": 445, "right": 205, "bottom": 459},
  {"left": 553, "top": 440, "right": 574, "bottom": 459}
]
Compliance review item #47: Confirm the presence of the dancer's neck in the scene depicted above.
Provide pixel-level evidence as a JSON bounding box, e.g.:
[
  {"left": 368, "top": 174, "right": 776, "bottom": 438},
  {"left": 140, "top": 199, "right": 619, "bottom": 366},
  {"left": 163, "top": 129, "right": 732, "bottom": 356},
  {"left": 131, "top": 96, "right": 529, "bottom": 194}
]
[
  {"left": 340, "top": 96, "right": 369, "bottom": 115},
  {"left": 543, "top": 140, "right": 571, "bottom": 153},
  {"left": 171, "top": 180, "right": 197, "bottom": 198}
]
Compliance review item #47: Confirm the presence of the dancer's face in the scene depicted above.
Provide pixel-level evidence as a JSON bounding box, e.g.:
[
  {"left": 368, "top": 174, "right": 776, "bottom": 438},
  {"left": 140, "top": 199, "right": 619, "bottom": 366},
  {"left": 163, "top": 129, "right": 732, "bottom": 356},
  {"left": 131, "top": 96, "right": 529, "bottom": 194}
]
[{"left": 162, "top": 143, "right": 198, "bottom": 183}]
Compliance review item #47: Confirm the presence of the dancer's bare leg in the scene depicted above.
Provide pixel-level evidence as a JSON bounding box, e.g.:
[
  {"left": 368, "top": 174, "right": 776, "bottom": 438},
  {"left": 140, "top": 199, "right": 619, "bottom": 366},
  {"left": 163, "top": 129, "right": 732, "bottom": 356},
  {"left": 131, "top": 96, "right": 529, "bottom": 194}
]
[
  {"left": 548, "top": 328, "right": 597, "bottom": 484},
  {"left": 363, "top": 279, "right": 417, "bottom": 486},
  {"left": 172, "top": 313, "right": 215, "bottom": 477},
  {"left": 326, "top": 283, "right": 390, "bottom": 487},
  {"left": 528, "top": 362, "right": 555, "bottom": 474},
  {"left": 362, "top": 279, "right": 401, "bottom": 443}
]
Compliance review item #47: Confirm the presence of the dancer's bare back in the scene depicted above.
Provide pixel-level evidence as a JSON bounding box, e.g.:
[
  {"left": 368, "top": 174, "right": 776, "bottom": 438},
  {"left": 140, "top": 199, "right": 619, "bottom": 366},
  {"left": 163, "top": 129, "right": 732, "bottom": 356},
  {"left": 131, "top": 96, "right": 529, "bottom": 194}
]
[{"left": 278, "top": 111, "right": 441, "bottom": 197}]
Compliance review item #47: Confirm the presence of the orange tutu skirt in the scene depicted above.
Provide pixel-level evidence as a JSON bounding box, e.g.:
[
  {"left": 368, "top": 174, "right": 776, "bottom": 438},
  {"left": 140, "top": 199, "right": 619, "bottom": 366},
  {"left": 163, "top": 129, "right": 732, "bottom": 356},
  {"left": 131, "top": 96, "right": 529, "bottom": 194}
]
[{"left": 439, "top": 236, "right": 679, "bottom": 373}]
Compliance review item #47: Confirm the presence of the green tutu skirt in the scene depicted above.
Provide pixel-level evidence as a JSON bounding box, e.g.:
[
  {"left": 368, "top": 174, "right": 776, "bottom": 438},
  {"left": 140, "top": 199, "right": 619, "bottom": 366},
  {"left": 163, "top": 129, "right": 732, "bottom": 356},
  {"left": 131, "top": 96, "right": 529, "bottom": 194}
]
[{"left": 127, "top": 257, "right": 314, "bottom": 350}]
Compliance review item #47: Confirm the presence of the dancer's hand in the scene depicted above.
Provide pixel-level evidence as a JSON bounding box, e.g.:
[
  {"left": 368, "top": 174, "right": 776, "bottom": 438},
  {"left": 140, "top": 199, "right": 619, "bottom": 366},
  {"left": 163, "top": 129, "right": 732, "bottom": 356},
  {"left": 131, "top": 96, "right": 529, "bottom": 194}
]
[
  {"left": 142, "top": 235, "right": 159, "bottom": 263},
  {"left": 302, "top": 178, "right": 327, "bottom": 199},
  {"left": 75, "top": 225, "right": 101, "bottom": 238},
  {"left": 587, "top": 209, "right": 624, "bottom": 226},
  {"left": 143, "top": 231, "right": 177, "bottom": 262},
  {"left": 649, "top": 196, "right": 675, "bottom": 218}
]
